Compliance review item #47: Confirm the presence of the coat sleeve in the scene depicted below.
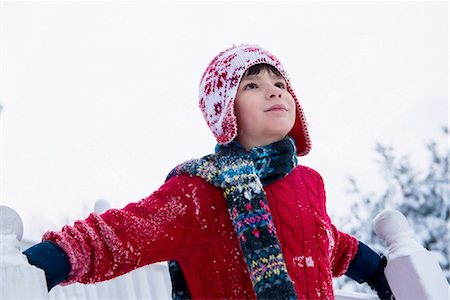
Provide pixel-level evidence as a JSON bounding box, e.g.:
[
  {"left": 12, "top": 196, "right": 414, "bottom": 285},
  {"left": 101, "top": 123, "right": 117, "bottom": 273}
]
[
  {"left": 312, "top": 168, "right": 359, "bottom": 277},
  {"left": 329, "top": 223, "right": 359, "bottom": 277},
  {"left": 42, "top": 174, "right": 202, "bottom": 285}
]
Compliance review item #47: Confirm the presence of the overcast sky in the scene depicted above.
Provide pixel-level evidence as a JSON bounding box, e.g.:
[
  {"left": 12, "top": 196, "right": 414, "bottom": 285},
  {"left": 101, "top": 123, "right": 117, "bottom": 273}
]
[{"left": 1, "top": 1, "right": 448, "bottom": 241}]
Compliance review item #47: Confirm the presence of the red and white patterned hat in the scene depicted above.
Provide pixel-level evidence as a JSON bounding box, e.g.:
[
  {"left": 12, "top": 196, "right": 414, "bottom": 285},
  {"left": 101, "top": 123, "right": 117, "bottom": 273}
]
[{"left": 199, "top": 44, "right": 311, "bottom": 156}]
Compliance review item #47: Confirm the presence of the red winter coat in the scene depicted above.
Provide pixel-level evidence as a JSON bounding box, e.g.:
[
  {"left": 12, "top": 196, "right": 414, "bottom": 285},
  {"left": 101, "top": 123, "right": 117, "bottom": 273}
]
[{"left": 43, "top": 165, "right": 358, "bottom": 299}]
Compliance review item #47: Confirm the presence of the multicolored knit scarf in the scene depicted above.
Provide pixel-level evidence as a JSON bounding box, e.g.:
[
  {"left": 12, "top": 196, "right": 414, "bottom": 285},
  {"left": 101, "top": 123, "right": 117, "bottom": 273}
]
[{"left": 166, "top": 137, "right": 299, "bottom": 300}]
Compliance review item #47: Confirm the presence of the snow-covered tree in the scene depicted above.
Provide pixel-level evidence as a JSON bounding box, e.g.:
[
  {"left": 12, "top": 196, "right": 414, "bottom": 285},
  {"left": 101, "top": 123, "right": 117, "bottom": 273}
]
[{"left": 334, "top": 127, "right": 449, "bottom": 293}]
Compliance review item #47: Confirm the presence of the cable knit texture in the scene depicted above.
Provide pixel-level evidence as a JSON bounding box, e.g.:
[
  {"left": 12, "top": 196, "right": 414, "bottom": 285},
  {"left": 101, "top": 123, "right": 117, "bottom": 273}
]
[{"left": 43, "top": 166, "right": 357, "bottom": 299}]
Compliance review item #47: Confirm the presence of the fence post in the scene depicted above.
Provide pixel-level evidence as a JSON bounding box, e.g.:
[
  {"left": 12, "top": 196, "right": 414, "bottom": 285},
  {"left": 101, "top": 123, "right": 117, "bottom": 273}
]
[
  {"left": 0, "top": 205, "right": 49, "bottom": 299},
  {"left": 373, "top": 209, "right": 449, "bottom": 300}
]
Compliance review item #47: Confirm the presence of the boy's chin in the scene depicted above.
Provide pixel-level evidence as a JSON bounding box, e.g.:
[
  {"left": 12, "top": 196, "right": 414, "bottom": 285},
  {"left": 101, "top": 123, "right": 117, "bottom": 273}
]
[
  {"left": 262, "top": 134, "right": 291, "bottom": 146},
  {"left": 266, "top": 129, "right": 292, "bottom": 141}
]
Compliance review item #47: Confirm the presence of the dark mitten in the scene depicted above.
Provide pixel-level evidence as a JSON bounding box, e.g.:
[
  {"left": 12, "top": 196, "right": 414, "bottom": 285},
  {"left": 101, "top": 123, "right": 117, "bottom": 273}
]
[
  {"left": 23, "top": 241, "right": 71, "bottom": 291},
  {"left": 346, "top": 241, "right": 394, "bottom": 300},
  {"left": 168, "top": 260, "right": 191, "bottom": 300}
]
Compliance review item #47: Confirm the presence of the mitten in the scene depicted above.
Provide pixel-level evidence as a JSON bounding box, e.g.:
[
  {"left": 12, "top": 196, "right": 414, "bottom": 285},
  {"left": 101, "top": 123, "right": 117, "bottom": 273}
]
[
  {"left": 345, "top": 241, "right": 395, "bottom": 300},
  {"left": 23, "top": 241, "right": 71, "bottom": 291}
]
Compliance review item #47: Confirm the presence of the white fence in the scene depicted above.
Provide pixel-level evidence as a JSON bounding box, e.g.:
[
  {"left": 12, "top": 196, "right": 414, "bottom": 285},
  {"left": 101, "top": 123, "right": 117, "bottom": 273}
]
[
  {"left": 49, "top": 263, "right": 171, "bottom": 300},
  {"left": 1, "top": 204, "right": 448, "bottom": 300}
]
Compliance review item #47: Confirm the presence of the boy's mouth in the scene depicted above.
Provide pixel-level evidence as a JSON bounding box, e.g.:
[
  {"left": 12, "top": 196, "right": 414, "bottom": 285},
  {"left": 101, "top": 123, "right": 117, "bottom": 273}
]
[{"left": 265, "top": 104, "right": 287, "bottom": 112}]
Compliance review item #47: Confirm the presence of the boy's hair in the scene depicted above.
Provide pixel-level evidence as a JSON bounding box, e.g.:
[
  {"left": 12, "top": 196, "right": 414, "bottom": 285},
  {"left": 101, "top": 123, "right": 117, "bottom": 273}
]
[{"left": 243, "top": 64, "right": 283, "bottom": 79}]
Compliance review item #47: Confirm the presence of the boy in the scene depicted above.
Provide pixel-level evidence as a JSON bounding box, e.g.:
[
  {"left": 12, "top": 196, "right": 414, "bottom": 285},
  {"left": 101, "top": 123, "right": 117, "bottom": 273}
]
[{"left": 24, "top": 44, "right": 393, "bottom": 299}]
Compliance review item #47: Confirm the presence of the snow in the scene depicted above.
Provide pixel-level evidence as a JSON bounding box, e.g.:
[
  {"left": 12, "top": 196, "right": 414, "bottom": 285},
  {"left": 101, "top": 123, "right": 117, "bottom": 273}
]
[
  {"left": 0, "top": 235, "right": 49, "bottom": 299},
  {"left": 0, "top": 206, "right": 49, "bottom": 299},
  {"left": 373, "top": 209, "right": 423, "bottom": 260},
  {"left": 94, "top": 199, "right": 111, "bottom": 214},
  {"left": 374, "top": 210, "right": 449, "bottom": 300},
  {"left": 0, "top": 206, "right": 23, "bottom": 241}
]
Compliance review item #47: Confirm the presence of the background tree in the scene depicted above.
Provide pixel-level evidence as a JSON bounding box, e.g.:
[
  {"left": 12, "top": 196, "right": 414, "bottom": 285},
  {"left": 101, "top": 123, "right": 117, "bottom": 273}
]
[{"left": 334, "top": 127, "right": 449, "bottom": 293}]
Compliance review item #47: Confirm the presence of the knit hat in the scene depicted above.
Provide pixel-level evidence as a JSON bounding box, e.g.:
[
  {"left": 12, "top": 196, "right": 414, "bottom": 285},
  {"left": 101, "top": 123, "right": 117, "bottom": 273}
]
[{"left": 199, "top": 44, "right": 311, "bottom": 156}]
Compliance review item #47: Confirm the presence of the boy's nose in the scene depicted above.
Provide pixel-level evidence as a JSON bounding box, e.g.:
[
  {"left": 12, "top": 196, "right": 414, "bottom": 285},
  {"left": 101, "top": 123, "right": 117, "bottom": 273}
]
[{"left": 266, "top": 88, "right": 282, "bottom": 99}]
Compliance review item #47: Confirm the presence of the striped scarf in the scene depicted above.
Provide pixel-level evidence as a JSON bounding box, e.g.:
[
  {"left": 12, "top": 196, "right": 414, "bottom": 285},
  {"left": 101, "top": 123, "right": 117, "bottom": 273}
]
[{"left": 166, "top": 137, "right": 299, "bottom": 300}]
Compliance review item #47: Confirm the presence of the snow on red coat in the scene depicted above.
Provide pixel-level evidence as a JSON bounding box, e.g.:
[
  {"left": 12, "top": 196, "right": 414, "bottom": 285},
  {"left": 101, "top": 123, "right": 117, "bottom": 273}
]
[{"left": 43, "top": 165, "right": 358, "bottom": 299}]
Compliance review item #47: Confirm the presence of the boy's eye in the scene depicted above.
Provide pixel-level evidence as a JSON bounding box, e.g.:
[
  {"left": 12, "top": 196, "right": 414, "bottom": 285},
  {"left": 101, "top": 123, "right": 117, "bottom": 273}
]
[
  {"left": 244, "top": 83, "right": 257, "bottom": 90},
  {"left": 275, "top": 82, "right": 286, "bottom": 89}
]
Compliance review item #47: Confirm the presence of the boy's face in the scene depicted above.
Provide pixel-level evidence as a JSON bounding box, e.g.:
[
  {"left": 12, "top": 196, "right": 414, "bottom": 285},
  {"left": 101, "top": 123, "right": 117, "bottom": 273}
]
[{"left": 234, "top": 69, "right": 296, "bottom": 150}]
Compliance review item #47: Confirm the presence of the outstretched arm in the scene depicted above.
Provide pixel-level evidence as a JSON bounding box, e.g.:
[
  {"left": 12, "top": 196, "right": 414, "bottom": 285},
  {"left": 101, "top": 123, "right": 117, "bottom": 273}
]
[{"left": 23, "top": 174, "right": 202, "bottom": 289}]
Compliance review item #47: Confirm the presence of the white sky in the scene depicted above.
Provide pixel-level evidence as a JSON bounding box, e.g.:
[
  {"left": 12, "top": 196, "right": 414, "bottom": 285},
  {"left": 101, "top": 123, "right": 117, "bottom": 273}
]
[{"left": 1, "top": 1, "right": 448, "bottom": 241}]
